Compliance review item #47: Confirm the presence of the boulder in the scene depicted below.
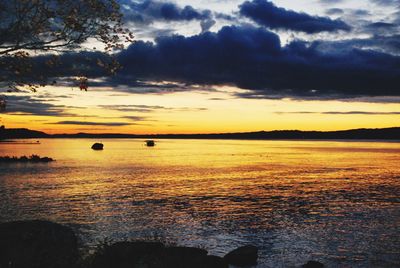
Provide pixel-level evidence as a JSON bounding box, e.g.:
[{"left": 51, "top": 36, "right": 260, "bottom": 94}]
[
  {"left": 90, "top": 243, "right": 215, "bottom": 268},
  {"left": 91, "top": 143, "right": 104, "bottom": 150},
  {"left": 164, "top": 246, "right": 208, "bottom": 268},
  {"left": 90, "top": 243, "right": 233, "bottom": 268},
  {"left": 302, "top": 260, "right": 325, "bottom": 268},
  {"left": 0, "top": 220, "right": 78, "bottom": 268},
  {"left": 223, "top": 245, "right": 258, "bottom": 267},
  {"left": 91, "top": 241, "right": 165, "bottom": 268},
  {"left": 204, "top": 255, "right": 229, "bottom": 268}
]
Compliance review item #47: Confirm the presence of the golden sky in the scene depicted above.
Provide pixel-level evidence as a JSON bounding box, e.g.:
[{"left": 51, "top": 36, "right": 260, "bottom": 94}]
[{"left": 1, "top": 85, "right": 399, "bottom": 134}]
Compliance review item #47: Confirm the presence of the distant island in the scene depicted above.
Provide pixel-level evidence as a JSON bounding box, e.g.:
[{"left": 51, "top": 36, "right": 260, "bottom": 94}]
[
  {"left": 0, "top": 155, "right": 54, "bottom": 163},
  {"left": 1, "top": 126, "right": 399, "bottom": 140}
]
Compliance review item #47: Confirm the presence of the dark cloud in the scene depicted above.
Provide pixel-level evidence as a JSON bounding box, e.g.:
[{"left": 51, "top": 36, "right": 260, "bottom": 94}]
[
  {"left": 90, "top": 79, "right": 215, "bottom": 95},
  {"left": 121, "top": 0, "right": 216, "bottom": 32},
  {"left": 336, "top": 96, "right": 400, "bottom": 103},
  {"left": 208, "top": 97, "right": 225, "bottom": 101},
  {"left": 22, "top": 25, "right": 400, "bottom": 102},
  {"left": 115, "top": 25, "right": 400, "bottom": 100},
  {"left": 276, "top": 111, "right": 400, "bottom": 115},
  {"left": 122, "top": 0, "right": 209, "bottom": 22},
  {"left": 122, "top": 116, "right": 149, "bottom": 121},
  {"left": 1, "top": 95, "right": 80, "bottom": 116},
  {"left": 352, "top": 9, "right": 371, "bottom": 17},
  {"left": 326, "top": 8, "right": 344, "bottom": 16},
  {"left": 200, "top": 19, "right": 216, "bottom": 34},
  {"left": 74, "top": 128, "right": 110, "bottom": 131},
  {"left": 49, "top": 121, "right": 131, "bottom": 126},
  {"left": 363, "top": 22, "right": 399, "bottom": 36},
  {"left": 214, "top": 12, "right": 236, "bottom": 21},
  {"left": 367, "top": 22, "right": 397, "bottom": 29},
  {"left": 314, "top": 35, "right": 400, "bottom": 55},
  {"left": 239, "top": 0, "right": 351, "bottom": 33},
  {"left": 99, "top": 104, "right": 207, "bottom": 113}
]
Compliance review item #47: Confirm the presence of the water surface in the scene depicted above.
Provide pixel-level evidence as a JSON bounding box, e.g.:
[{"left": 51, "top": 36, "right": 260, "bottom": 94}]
[{"left": 0, "top": 139, "right": 399, "bottom": 267}]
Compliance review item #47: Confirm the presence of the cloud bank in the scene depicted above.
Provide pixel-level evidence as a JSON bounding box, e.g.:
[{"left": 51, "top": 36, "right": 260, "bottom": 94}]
[
  {"left": 121, "top": 0, "right": 216, "bottom": 32},
  {"left": 239, "top": 0, "right": 351, "bottom": 33},
  {"left": 3, "top": 0, "right": 400, "bottom": 105},
  {"left": 113, "top": 25, "right": 400, "bottom": 99},
  {"left": 29, "top": 24, "right": 400, "bottom": 101},
  {"left": 49, "top": 121, "right": 131, "bottom": 126}
]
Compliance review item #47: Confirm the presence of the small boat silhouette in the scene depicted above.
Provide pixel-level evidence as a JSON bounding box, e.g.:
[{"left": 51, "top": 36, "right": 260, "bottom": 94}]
[
  {"left": 91, "top": 143, "right": 104, "bottom": 150},
  {"left": 145, "top": 140, "right": 155, "bottom": 147}
]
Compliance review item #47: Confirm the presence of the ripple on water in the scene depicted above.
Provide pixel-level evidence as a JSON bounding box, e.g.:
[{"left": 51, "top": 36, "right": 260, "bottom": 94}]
[{"left": 0, "top": 139, "right": 400, "bottom": 267}]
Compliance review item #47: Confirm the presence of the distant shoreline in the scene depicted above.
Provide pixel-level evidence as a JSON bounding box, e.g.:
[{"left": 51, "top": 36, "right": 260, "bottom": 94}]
[
  {"left": 1, "top": 138, "right": 400, "bottom": 144},
  {"left": 1, "top": 127, "right": 400, "bottom": 141}
]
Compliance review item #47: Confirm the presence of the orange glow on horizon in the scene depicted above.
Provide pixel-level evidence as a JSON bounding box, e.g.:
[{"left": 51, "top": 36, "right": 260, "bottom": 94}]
[{"left": 1, "top": 86, "right": 399, "bottom": 134}]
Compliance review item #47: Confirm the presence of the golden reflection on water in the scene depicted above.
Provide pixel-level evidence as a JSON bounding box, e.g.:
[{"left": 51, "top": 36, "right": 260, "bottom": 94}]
[{"left": 1, "top": 139, "right": 400, "bottom": 267}]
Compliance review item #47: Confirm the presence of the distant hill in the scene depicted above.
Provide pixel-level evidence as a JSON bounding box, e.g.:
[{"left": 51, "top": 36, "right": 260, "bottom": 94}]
[
  {"left": 1, "top": 127, "right": 399, "bottom": 140},
  {"left": 0, "top": 128, "right": 49, "bottom": 139}
]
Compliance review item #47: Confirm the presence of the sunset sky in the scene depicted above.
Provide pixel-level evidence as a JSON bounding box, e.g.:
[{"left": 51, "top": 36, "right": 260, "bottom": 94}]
[{"left": 1, "top": 0, "right": 399, "bottom": 134}]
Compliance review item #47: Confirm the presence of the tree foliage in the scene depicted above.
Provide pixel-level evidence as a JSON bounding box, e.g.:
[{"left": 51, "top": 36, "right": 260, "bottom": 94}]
[{"left": 0, "top": 0, "right": 133, "bottom": 95}]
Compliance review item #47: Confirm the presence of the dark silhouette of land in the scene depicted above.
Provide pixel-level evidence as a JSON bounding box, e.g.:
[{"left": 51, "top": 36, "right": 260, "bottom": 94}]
[
  {"left": 0, "top": 220, "right": 323, "bottom": 268},
  {"left": 1, "top": 126, "right": 399, "bottom": 141},
  {"left": 0, "top": 155, "right": 54, "bottom": 163}
]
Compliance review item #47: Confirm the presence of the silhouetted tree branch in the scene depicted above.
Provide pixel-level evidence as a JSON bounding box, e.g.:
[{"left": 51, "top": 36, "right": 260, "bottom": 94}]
[{"left": 0, "top": 0, "right": 133, "bottom": 103}]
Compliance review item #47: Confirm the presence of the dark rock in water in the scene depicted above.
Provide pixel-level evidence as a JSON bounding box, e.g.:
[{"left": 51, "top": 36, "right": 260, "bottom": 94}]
[
  {"left": 145, "top": 140, "right": 155, "bottom": 147},
  {"left": 40, "top": 157, "right": 53, "bottom": 162},
  {"left": 204, "top": 255, "right": 229, "bottom": 268},
  {"left": 302, "top": 260, "right": 325, "bottom": 268},
  {"left": 0, "top": 220, "right": 78, "bottom": 268},
  {"left": 91, "top": 143, "right": 104, "bottom": 150},
  {"left": 164, "top": 246, "right": 208, "bottom": 268},
  {"left": 0, "top": 155, "right": 54, "bottom": 163},
  {"left": 91, "top": 241, "right": 165, "bottom": 268},
  {"left": 223, "top": 245, "right": 258, "bottom": 266}
]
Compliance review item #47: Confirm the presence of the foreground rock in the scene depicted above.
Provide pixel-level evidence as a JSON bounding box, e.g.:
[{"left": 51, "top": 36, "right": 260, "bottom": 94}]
[
  {"left": 223, "top": 245, "right": 258, "bottom": 266},
  {"left": 302, "top": 260, "right": 325, "bottom": 268},
  {"left": 204, "top": 255, "right": 229, "bottom": 268},
  {"left": 90, "top": 241, "right": 165, "bottom": 268},
  {"left": 164, "top": 246, "right": 209, "bottom": 268},
  {"left": 90, "top": 242, "right": 228, "bottom": 268},
  {"left": 0, "top": 220, "right": 253, "bottom": 268},
  {"left": 0, "top": 220, "right": 78, "bottom": 268}
]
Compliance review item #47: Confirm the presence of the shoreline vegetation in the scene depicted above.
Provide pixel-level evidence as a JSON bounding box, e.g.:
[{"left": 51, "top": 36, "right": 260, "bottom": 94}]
[
  {"left": 0, "top": 155, "right": 54, "bottom": 163},
  {"left": 0, "top": 126, "right": 399, "bottom": 140},
  {"left": 0, "top": 220, "right": 324, "bottom": 268}
]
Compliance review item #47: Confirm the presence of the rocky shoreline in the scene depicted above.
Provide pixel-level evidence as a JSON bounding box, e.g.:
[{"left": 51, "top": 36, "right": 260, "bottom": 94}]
[
  {"left": 0, "top": 220, "right": 324, "bottom": 268},
  {"left": 0, "top": 155, "right": 54, "bottom": 163}
]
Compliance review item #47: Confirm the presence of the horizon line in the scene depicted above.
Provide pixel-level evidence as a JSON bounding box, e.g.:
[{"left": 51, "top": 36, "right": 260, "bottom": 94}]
[{"left": 2, "top": 126, "right": 400, "bottom": 136}]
